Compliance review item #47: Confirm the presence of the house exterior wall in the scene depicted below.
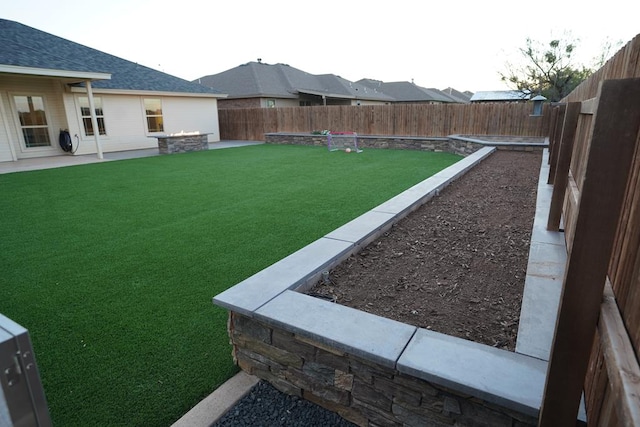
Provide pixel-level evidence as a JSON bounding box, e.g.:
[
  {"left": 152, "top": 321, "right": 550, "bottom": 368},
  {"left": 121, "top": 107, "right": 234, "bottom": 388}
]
[
  {"left": 262, "top": 98, "right": 300, "bottom": 108},
  {"left": 159, "top": 96, "right": 221, "bottom": 141},
  {"left": 218, "top": 98, "right": 262, "bottom": 109},
  {"left": 351, "top": 99, "right": 390, "bottom": 106},
  {"left": 0, "top": 75, "right": 221, "bottom": 161},
  {"left": 0, "top": 94, "right": 16, "bottom": 162},
  {"left": 0, "top": 75, "right": 68, "bottom": 160},
  {"left": 63, "top": 93, "right": 221, "bottom": 155}
]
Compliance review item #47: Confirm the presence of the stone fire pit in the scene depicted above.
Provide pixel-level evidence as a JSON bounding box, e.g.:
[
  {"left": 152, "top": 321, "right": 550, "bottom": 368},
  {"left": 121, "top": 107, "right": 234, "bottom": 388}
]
[{"left": 155, "top": 131, "right": 210, "bottom": 154}]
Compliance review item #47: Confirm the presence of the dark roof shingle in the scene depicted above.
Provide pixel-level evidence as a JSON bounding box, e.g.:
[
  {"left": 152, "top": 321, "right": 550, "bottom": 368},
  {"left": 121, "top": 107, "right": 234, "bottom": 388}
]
[
  {"left": 0, "top": 19, "right": 220, "bottom": 95},
  {"left": 196, "top": 62, "right": 393, "bottom": 101}
]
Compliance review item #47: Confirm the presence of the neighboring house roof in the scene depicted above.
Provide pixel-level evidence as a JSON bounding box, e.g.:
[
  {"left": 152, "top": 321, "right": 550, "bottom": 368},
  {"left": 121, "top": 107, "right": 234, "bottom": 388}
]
[
  {"left": 470, "top": 90, "right": 530, "bottom": 102},
  {"left": 357, "top": 79, "right": 458, "bottom": 103},
  {"left": 441, "top": 87, "right": 473, "bottom": 103},
  {"left": 195, "top": 62, "right": 394, "bottom": 102},
  {"left": 0, "top": 19, "right": 222, "bottom": 95}
]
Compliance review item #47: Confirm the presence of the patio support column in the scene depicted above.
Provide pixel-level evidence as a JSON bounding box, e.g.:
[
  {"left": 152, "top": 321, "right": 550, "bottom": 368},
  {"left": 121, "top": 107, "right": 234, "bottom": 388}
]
[{"left": 85, "top": 80, "right": 103, "bottom": 159}]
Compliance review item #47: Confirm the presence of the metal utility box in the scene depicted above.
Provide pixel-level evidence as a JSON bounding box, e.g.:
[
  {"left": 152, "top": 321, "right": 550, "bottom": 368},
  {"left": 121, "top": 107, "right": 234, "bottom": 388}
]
[{"left": 0, "top": 314, "right": 51, "bottom": 427}]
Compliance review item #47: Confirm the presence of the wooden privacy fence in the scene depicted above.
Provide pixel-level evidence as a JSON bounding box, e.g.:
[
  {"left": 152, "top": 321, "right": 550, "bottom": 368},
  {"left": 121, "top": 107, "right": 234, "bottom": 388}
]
[
  {"left": 539, "top": 32, "right": 640, "bottom": 426},
  {"left": 218, "top": 102, "right": 550, "bottom": 141}
]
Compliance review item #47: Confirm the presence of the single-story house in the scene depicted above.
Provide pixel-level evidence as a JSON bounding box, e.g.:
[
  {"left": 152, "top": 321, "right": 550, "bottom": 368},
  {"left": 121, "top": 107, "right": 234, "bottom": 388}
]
[
  {"left": 0, "top": 19, "right": 226, "bottom": 162},
  {"left": 469, "top": 90, "right": 530, "bottom": 103},
  {"left": 441, "top": 87, "right": 473, "bottom": 103},
  {"left": 195, "top": 61, "right": 394, "bottom": 108},
  {"left": 356, "top": 79, "right": 460, "bottom": 104}
]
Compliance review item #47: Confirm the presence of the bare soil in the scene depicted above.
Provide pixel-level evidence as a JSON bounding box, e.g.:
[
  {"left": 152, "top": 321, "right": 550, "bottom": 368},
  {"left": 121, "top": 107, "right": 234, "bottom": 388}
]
[{"left": 309, "top": 150, "right": 541, "bottom": 351}]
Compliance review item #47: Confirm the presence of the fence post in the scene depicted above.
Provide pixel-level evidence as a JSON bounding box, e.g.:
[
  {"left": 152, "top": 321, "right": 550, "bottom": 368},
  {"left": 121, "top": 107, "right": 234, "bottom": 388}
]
[
  {"left": 547, "top": 102, "right": 581, "bottom": 231},
  {"left": 546, "top": 107, "right": 560, "bottom": 165},
  {"left": 547, "top": 104, "right": 567, "bottom": 184},
  {"left": 538, "top": 78, "right": 640, "bottom": 426}
]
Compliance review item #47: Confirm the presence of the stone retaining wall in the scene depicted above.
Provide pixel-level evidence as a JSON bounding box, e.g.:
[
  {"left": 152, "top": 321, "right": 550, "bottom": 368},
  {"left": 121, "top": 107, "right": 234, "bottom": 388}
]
[
  {"left": 229, "top": 311, "right": 538, "bottom": 427},
  {"left": 264, "top": 133, "right": 546, "bottom": 157},
  {"left": 157, "top": 134, "right": 209, "bottom": 154}
]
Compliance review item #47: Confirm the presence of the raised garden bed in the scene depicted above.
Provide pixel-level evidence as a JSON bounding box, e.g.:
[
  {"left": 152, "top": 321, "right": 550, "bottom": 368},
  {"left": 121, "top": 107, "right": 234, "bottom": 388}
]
[
  {"left": 213, "top": 144, "right": 585, "bottom": 426},
  {"left": 308, "top": 150, "right": 540, "bottom": 351}
]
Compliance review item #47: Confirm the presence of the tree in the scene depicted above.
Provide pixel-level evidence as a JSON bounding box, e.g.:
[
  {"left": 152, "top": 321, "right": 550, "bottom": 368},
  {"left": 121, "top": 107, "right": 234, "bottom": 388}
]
[{"left": 500, "top": 36, "right": 595, "bottom": 102}]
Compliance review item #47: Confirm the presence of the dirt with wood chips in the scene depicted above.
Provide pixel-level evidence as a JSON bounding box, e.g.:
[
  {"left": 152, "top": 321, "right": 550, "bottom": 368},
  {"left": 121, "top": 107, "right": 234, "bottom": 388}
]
[{"left": 309, "top": 150, "right": 541, "bottom": 351}]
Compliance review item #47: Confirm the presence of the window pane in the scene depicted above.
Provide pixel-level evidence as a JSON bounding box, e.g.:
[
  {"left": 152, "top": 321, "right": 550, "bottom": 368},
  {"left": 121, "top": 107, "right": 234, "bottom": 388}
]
[
  {"left": 97, "top": 117, "right": 106, "bottom": 135},
  {"left": 144, "top": 99, "right": 163, "bottom": 132},
  {"left": 79, "top": 97, "right": 106, "bottom": 136},
  {"left": 15, "top": 95, "right": 48, "bottom": 126},
  {"left": 14, "top": 95, "right": 51, "bottom": 148},
  {"left": 83, "top": 118, "right": 107, "bottom": 136},
  {"left": 83, "top": 118, "right": 94, "bottom": 136},
  {"left": 146, "top": 116, "right": 164, "bottom": 133},
  {"left": 144, "top": 99, "right": 162, "bottom": 116},
  {"left": 22, "top": 128, "right": 51, "bottom": 147}
]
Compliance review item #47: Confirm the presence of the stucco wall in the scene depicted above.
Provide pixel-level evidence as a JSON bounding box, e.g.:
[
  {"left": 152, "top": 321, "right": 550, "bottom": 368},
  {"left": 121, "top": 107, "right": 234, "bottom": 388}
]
[
  {"left": 0, "top": 74, "right": 222, "bottom": 161},
  {"left": 0, "top": 76, "right": 67, "bottom": 160}
]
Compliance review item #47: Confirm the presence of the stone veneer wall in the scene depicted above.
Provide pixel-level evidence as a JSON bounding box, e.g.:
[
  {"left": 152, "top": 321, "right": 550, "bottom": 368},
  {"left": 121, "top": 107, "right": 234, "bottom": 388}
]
[
  {"left": 264, "top": 133, "right": 546, "bottom": 157},
  {"left": 229, "top": 311, "right": 537, "bottom": 427},
  {"left": 157, "top": 134, "right": 209, "bottom": 154}
]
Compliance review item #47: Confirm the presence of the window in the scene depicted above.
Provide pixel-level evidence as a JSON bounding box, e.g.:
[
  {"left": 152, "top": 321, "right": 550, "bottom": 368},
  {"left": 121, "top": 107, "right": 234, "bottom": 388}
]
[
  {"left": 299, "top": 101, "right": 312, "bottom": 107},
  {"left": 79, "top": 97, "right": 106, "bottom": 136},
  {"left": 266, "top": 99, "right": 276, "bottom": 108},
  {"left": 14, "top": 95, "right": 51, "bottom": 148},
  {"left": 144, "top": 98, "right": 164, "bottom": 133}
]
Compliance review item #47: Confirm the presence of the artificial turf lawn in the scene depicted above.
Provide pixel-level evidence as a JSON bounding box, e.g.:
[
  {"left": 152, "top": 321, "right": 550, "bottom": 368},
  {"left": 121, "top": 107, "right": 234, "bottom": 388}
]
[{"left": 0, "top": 144, "right": 461, "bottom": 426}]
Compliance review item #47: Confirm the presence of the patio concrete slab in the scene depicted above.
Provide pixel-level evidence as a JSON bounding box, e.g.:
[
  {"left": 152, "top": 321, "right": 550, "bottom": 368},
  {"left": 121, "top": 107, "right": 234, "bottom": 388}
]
[
  {"left": 397, "top": 328, "right": 547, "bottom": 417},
  {"left": 255, "top": 290, "right": 417, "bottom": 368},
  {"left": 0, "top": 140, "right": 264, "bottom": 174},
  {"left": 213, "top": 238, "right": 354, "bottom": 316}
]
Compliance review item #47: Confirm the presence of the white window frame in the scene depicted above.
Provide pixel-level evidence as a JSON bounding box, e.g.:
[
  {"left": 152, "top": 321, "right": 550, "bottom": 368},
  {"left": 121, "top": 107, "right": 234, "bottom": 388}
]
[
  {"left": 78, "top": 96, "right": 107, "bottom": 137},
  {"left": 10, "top": 93, "right": 54, "bottom": 152},
  {"left": 143, "top": 98, "right": 164, "bottom": 134}
]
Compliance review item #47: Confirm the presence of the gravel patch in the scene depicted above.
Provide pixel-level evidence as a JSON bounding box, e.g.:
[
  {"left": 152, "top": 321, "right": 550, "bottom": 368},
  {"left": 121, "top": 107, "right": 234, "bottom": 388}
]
[{"left": 211, "top": 381, "right": 356, "bottom": 427}]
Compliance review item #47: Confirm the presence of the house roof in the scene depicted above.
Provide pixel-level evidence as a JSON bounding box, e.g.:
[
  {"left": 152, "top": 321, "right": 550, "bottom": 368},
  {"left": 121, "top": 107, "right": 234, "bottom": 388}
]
[
  {"left": 441, "top": 87, "right": 473, "bottom": 103},
  {"left": 0, "top": 19, "right": 222, "bottom": 96},
  {"left": 195, "top": 62, "right": 394, "bottom": 102},
  {"left": 470, "top": 90, "right": 530, "bottom": 102},
  {"left": 357, "top": 79, "right": 458, "bottom": 103}
]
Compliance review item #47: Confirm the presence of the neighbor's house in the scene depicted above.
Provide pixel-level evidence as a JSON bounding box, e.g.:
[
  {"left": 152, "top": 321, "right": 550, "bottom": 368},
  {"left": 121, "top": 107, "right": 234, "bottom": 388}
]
[
  {"left": 469, "top": 90, "right": 530, "bottom": 103},
  {"left": 0, "top": 19, "right": 226, "bottom": 162},
  {"left": 356, "top": 79, "right": 460, "bottom": 104},
  {"left": 441, "top": 87, "right": 473, "bottom": 103},
  {"left": 196, "top": 61, "right": 394, "bottom": 109}
]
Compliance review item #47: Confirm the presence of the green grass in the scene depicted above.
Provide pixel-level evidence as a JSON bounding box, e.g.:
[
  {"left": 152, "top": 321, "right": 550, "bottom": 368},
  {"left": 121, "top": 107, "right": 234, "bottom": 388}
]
[{"left": 0, "top": 144, "right": 460, "bottom": 426}]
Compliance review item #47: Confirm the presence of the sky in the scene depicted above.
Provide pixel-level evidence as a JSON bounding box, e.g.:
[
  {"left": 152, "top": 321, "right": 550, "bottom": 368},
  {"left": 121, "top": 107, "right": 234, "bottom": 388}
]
[{"left": 2, "top": 0, "right": 638, "bottom": 93}]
